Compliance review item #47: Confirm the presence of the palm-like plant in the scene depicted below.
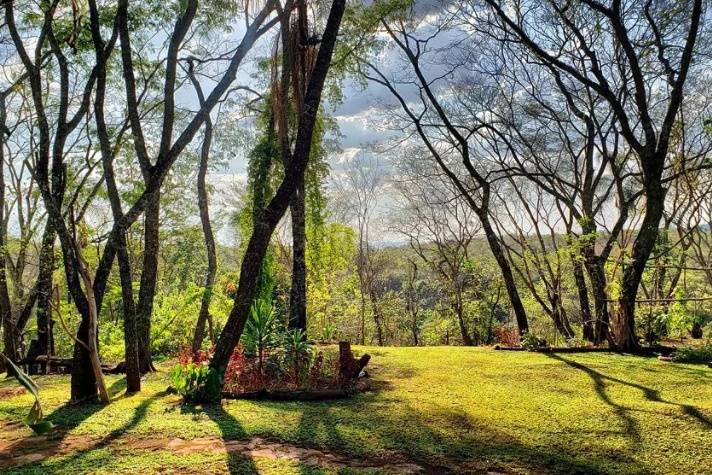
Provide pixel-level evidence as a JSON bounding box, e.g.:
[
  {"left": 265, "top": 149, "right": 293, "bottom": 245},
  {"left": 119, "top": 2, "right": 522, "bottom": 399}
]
[
  {"left": 283, "top": 329, "right": 312, "bottom": 385},
  {"left": 242, "top": 299, "right": 278, "bottom": 379},
  {"left": 1, "top": 356, "right": 55, "bottom": 434}
]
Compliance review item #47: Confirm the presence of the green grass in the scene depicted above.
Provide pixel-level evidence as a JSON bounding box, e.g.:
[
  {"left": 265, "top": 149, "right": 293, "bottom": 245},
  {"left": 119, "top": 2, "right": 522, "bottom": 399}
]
[{"left": 1, "top": 347, "right": 711, "bottom": 474}]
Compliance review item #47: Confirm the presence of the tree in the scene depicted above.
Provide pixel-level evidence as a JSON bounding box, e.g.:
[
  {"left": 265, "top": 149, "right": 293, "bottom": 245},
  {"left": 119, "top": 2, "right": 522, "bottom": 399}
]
[
  {"left": 359, "top": 9, "right": 530, "bottom": 335},
  {"left": 0, "top": 75, "right": 59, "bottom": 372},
  {"left": 5, "top": 0, "right": 278, "bottom": 400},
  {"left": 473, "top": 42, "right": 638, "bottom": 344},
  {"left": 393, "top": 156, "right": 482, "bottom": 345},
  {"left": 210, "top": 0, "right": 348, "bottom": 379},
  {"left": 492, "top": 180, "right": 577, "bottom": 340},
  {"left": 333, "top": 152, "right": 386, "bottom": 345},
  {"left": 187, "top": 65, "right": 218, "bottom": 354},
  {"left": 480, "top": 0, "right": 707, "bottom": 349}
]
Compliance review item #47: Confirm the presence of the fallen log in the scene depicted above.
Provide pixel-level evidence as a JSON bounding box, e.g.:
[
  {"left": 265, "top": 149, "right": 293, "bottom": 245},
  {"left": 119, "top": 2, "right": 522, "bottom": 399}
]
[
  {"left": 15, "top": 356, "right": 124, "bottom": 374},
  {"left": 494, "top": 345, "right": 676, "bottom": 356},
  {"left": 222, "top": 388, "right": 352, "bottom": 401}
]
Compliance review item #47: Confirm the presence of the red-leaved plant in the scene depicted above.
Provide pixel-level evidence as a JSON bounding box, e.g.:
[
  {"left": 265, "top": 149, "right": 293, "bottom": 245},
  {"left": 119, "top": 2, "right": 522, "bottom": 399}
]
[
  {"left": 494, "top": 326, "right": 520, "bottom": 347},
  {"left": 174, "top": 344, "right": 344, "bottom": 395}
]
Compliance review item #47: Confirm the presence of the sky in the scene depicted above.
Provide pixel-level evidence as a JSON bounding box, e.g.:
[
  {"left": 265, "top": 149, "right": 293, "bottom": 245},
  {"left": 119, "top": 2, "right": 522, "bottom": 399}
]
[
  {"left": 0, "top": 1, "right": 449, "bottom": 246},
  {"left": 195, "top": 9, "right": 412, "bottom": 245}
]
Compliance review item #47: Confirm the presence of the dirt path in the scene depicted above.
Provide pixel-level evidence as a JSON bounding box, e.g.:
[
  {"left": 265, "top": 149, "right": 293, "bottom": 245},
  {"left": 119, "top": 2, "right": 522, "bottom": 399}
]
[{"left": 0, "top": 424, "right": 436, "bottom": 473}]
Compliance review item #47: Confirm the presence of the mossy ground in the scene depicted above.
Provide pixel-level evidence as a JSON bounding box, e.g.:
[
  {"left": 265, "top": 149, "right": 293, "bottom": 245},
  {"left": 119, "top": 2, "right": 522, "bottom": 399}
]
[{"left": 1, "top": 347, "right": 711, "bottom": 474}]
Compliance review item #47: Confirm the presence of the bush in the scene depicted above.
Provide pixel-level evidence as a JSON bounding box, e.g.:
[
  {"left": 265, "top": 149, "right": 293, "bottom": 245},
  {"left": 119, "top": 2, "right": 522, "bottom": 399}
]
[
  {"left": 319, "top": 323, "right": 336, "bottom": 341},
  {"left": 170, "top": 363, "right": 222, "bottom": 402},
  {"left": 566, "top": 336, "right": 590, "bottom": 348},
  {"left": 221, "top": 343, "right": 342, "bottom": 395},
  {"left": 521, "top": 331, "right": 547, "bottom": 351},
  {"left": 672, "top": 342, "right": 712, "bottom": 364},
  {"left": 494, "top": 325, "right": 520, "bottom": 346}
]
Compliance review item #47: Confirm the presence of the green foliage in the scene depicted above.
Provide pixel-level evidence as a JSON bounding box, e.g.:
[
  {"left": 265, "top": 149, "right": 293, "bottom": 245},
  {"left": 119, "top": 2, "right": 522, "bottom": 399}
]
[
  {"left": 320, "top": 322, "right": 337, "bottom": 341},
  {"left": 169, "top": 363, "right": 222, "bottom": 403},
  {"left": 639, "top": 305, "right": 669, "bottom": 344},
  {"left": 282, "top": 329, "right": 313, "bottom": 361},
  {"left": 306, "top": 222, "right": 358, "bottom": 331},
  {"left": 672, "top": 341, "right": 712, "bottom": 363},
  {"left": 565, "top": 336, "right": 590, "bottom": 348},
  {"left": 1, "top": 356, "right": 55, "bottom": 434},
  {"left": 521, "top": 331, "right": 547, "bottom": 351},
  {"left": 242, "top": 299, "right": 279, "bottom": 358},
  {"left": 151, "top": 284, "right": 222, "bottom": 356},
  {"left": 667, "top": 290, "right": 696, "bottom": 339}
]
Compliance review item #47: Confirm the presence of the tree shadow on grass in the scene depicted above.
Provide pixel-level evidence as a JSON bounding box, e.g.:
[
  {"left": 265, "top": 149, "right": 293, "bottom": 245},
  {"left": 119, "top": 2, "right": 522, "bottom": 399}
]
[
  {"left": 0, "top": 376, "right": 140, "bottom": 471},
  {"left": 184, "top": 402, "right": 259, "bottom": 475},
  {"left": 545, "top": 353, "right": 712, "bottom": 431},
  {"left": 246, "top": 376, "right": 624, "bottom": 475}
]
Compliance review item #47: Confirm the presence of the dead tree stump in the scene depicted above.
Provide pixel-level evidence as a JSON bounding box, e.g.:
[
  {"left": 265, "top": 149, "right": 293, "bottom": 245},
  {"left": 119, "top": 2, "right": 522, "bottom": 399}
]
[{"left": 338, "top": 341, "right": 370, "bottom": 390}]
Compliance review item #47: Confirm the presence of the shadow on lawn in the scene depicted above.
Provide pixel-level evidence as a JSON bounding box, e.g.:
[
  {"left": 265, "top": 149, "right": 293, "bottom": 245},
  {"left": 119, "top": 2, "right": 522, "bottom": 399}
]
[
  {"left": 254, "top": 378, "right": 623, "bottom": 475},
  {"left": 185, "top": 403, "right": 258, "bottom": 474},
  {"left": 1, "top": 377, "right": 136, "bottom": 471},
  {"left": 10, "top": 355, "right": 705, "bottom": 475},
  {"left": 545, "top": 353, "right": 712, "bottom": 431}
]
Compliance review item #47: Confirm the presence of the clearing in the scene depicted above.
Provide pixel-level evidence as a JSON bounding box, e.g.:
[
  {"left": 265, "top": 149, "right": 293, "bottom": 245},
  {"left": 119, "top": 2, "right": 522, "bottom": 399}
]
[{"left": 1, "top": 347, "right": 710, "bottom": 474}]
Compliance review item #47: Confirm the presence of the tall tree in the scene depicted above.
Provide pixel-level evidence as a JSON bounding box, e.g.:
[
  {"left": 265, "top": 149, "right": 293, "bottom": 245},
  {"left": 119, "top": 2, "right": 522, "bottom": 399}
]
[
  {"left": 393, "top": 160, "right": 482, "bottom": 345},
  {"left": 481, "top": 0, "right": 707, "bottom": 349},
  {"left": 333, "top": 153, "right": 385, "bottom": 345},
  {"left": 359, "top": 11, "right": 530, "bottom": 335},
  {"left": 210, "top": 0, "right": 347, "bottom": 379},
  {"left": 188, "top": 67, "right": 218, "bottom": 354}
]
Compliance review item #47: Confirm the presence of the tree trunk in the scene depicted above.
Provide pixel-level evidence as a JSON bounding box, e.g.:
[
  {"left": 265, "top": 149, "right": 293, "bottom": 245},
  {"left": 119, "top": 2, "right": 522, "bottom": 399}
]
[
  {"left": 358, "top": 285, "right": 366, "bottom": 345},
  {"left": 136, "top": 191, "right": 160, "bottom": 373},
  {"left": 1, "top": 317, "right": 20, "bottom": 373},
  {"left": 76, "top": 250, "right": 110, "bottom": 403},
  {"left": 369, "top": 288, "right": 384, "bottom": 346},
  {"left": 572, "top": 258, "right": 594, "bottom": 342},
  {"left": 192, "top": 119, "right": 217, "bottom": 354},
  {"left": 0, "top": 129, "right": 17, "bottom": 371},
  {"left": 70, "top": 316, "right": 98, "bottom": 403},
  {"left": 35, "top": 222, "right": 56, "bottom": 360},
  {"left": 614, "top": 181, "right": 666, "bottom": 351},
  {"left": 116, "top": 234, "right": 141, "bottom": 393},
  {"left": 288, "top": 182, "right": 307, "bottom": 333},
  {"left": 479, "top": 213, "right": 529, "bottom": 334},
  {"left": 210, "top": 0, "right": 347, "bottom": 378},
  {"left": 585, "top": 257, "right": 610, "bottom": 345},
  {"left": 550, "top": 299, "right": 575, "bottom": 340},
  {"left": 453, "top": 296, "right": 474, "bottom": 346}
]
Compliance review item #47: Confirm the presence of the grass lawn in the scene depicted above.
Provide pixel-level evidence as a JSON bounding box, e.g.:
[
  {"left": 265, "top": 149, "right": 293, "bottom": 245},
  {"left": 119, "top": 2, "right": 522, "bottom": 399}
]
[{"left": 1, "top": 347, "right": 711, "bottom": 474}]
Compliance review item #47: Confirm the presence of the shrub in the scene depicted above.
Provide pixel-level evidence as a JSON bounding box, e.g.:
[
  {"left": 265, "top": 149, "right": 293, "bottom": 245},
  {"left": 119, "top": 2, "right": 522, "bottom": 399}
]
[
  {"left": 320, "top": 323, "right": 337, "bottom": 341},
  {"left": 521, "top": 331, "right": 547, "bottom": 351},
  {"left": 223, "top": 345, "right": 264, "bottom": 393},
  {"left": 672, "top": 342, "right": 712, "bottom": 364},
  {"left": 170, "top": 363, "right": 221, "bottom": 402},
  {"left": 242, "top": 299, "right": 279, "bottom": 365},
  {"left": 494, "top": 325, "right": 520, "bottom": 346},
  {"left": 177, "top": 346, "right": 211, "bottom": 365},
  {"left": 221, "top": 343, "right": 342, "bottom": 395},
  {"left": 566, "top": 336, "right": 590, "bottom": 348}
]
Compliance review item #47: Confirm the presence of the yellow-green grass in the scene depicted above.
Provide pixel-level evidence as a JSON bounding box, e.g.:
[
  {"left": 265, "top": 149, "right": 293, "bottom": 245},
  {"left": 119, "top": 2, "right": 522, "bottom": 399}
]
[{"left": 1, "top": 347, "right": 711, "bottom": 474}]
